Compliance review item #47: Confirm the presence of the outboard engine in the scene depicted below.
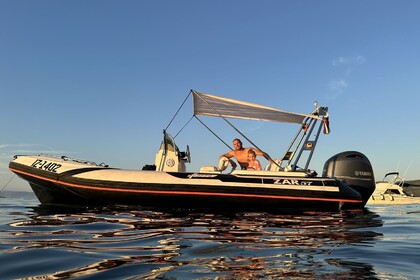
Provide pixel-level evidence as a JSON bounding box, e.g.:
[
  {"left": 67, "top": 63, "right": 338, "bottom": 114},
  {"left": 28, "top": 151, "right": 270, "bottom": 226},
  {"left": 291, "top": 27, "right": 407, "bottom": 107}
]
[{"left": 323, "top": 151, "right": 375, "bottom": 206}]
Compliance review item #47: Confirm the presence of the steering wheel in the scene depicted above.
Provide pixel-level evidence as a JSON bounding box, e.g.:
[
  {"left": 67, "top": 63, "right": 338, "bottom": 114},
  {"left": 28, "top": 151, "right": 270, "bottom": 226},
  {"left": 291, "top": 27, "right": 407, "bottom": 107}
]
[{"left": 185, "top": 145, "right": 191, "bottom": 163}]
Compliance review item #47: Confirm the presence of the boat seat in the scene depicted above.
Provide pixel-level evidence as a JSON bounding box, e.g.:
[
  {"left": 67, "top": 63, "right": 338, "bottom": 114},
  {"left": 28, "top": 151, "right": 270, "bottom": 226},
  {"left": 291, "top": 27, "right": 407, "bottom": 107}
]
[
  {"left": 265, "top": 159, "right": 283, "bottom": 171},
  {"left": 200, "top": 166, "right": 222, "bottom": 174}
]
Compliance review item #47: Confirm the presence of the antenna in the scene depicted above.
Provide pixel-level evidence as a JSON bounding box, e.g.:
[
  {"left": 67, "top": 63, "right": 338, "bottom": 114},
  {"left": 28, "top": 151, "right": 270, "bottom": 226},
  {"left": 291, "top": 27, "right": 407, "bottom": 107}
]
[
  {"left": 395, "top": 161, "right": 401, "bottom": 172},
  {"left": 403, "top": 160, "right": 414, "bottom": 177}
]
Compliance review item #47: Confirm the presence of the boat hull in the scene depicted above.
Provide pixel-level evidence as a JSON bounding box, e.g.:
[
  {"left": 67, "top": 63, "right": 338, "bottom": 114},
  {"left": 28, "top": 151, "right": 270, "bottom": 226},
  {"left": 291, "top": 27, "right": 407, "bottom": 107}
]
[
  {"left": 368, "top": 194, "right": 420, "bottom": 204},
  {"left": 9, "top": 155, "right": 364, "bottom": 211},
  {"left": 401, "top": 180, "right": 420, "bottom": 197}
]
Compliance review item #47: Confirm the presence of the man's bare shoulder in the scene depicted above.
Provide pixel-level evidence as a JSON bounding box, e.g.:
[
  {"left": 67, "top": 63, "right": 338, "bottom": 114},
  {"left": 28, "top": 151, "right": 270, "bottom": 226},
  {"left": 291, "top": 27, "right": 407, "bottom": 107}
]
[{"left": 221, "top": 150, "right": 232, "bottom": 157}]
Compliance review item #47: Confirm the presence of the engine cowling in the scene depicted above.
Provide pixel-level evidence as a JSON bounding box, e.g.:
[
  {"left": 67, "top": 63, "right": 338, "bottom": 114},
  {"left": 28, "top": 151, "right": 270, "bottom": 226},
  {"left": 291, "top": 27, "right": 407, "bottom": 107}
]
[{"left": 323, "top": 151, "right": 375, "bottom": 206}]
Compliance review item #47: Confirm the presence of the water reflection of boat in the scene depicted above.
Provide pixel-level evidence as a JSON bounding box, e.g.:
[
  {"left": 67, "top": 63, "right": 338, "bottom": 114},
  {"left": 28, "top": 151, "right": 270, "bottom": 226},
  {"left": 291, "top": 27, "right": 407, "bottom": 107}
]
[
  {"left": 4, "top": 205, "right": 384, "bottom": 279},
  {"left": 9, "top": 90, "right": 376, "bottom": 211},
  {"left": 369, "top": 172, "right": 420, "bottom": 204}
]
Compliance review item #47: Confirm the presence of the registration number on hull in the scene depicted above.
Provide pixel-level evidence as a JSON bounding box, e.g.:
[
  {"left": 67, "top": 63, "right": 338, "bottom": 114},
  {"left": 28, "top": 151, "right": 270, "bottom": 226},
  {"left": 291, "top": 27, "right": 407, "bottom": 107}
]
[{"left": 31, "top": 159, "right": 62, "bottom": 173}]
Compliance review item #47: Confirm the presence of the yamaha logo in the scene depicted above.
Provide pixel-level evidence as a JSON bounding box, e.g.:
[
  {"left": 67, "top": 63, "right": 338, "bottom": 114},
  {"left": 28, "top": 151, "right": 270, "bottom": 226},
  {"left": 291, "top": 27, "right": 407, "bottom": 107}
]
[{"left": 355, "top": 171, "right": 372, "bottom": 176}]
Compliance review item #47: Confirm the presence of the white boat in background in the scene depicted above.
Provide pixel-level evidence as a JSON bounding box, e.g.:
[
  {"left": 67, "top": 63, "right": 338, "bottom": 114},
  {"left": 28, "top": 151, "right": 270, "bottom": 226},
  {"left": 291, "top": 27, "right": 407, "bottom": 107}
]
[
  {"left": 9, "top": 90, "right": 376, "bottom": 211},
  {"left": 398, "top": 179, "right": 420, "bottom": 197},
  {"left": 369, "top": 172, "right": 420, "bottom": 204}
]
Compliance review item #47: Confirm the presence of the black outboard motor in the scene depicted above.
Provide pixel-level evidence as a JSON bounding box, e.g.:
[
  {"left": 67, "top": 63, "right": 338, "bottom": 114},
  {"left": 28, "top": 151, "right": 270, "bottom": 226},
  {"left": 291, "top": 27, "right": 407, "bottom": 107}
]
[{"left": 323, "top": 151, "right": 375, "bottom": 206}]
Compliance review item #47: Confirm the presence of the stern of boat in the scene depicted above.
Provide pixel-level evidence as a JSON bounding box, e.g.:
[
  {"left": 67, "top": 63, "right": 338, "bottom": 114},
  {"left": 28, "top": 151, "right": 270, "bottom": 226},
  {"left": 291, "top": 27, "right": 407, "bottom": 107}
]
[{"left": 323, "top": 151, "right": 375, "bottom": 206}]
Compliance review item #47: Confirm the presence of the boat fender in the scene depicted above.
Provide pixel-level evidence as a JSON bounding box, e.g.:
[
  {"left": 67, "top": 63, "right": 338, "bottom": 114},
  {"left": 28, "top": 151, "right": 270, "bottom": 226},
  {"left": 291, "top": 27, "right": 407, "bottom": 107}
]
[{"left": 218, "top": 156, "right": 229, "bottom": 171}]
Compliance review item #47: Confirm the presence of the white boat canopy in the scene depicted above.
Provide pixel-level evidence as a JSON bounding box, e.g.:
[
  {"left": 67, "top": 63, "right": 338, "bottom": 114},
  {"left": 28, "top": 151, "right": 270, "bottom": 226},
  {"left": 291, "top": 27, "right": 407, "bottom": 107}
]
[{"left": 192, "top": 90, "right": 320, "bottom": 124}]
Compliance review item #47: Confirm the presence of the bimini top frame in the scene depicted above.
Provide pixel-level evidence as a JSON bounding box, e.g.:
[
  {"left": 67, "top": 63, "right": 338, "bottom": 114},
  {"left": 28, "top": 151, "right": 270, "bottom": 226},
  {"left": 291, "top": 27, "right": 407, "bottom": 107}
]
[{"left": 167, "top": 90, "right": 330, "bottom": 172}]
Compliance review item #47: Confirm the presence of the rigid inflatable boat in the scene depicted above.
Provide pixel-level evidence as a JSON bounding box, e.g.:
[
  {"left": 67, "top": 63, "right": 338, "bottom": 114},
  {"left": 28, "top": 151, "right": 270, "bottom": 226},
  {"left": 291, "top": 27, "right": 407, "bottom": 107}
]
[{"left": 9, "top": 90, "right": 376, "bottom": 211}]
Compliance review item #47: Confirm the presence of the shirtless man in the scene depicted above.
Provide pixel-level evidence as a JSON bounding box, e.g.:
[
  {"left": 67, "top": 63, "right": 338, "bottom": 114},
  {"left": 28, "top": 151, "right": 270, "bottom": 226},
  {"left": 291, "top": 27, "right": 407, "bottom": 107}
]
[{"left": 220, "top": 138, "right": 274, "bottom": 170}]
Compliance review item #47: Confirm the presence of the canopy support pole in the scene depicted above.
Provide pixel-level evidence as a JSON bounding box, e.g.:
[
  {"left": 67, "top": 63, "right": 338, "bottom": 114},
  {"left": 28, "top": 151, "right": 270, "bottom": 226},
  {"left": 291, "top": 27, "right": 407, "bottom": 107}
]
[
  {"left": 280, "top": 117, "right": 311, "bottom": 163},
  {"left": 165, "top": 90, "right": 192, "bottom": 131},
  {"left": 194, "top": 116, "right": 231, "bottom": 150},
  {"left": 174, "top": 115, "right": 194, "bottom": 139},
  {"left": 304, "top": 120, "right": 323, "bottom": 169}
]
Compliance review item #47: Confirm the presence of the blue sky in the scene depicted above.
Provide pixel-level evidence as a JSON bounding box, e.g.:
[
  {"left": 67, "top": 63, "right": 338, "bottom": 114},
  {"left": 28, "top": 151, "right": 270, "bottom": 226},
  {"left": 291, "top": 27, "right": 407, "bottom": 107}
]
[{"left": 1, "top": 1, "right": 420, "bottom": 191}]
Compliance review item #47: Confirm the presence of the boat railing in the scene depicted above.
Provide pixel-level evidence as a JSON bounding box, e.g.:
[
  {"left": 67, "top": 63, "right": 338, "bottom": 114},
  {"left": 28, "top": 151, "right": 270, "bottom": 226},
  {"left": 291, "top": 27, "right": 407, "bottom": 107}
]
[
  {"left": 231, "top": 169, "right": 310, "bottom": 177},
  {"left": 198, "top": 165, "right": 315, "bottom": 177},
  {"left": 60, "top": 155, "right": 108, "bottom": 167},
  {"left": 381, "top": 172, "right": 405, "bottom": 187}
]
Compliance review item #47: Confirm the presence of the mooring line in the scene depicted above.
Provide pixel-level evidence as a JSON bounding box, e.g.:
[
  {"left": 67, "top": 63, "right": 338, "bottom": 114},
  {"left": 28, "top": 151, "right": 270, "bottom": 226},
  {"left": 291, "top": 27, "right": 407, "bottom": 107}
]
[{"left": 0, "top": 174, "right": 15, "bottom": 197}]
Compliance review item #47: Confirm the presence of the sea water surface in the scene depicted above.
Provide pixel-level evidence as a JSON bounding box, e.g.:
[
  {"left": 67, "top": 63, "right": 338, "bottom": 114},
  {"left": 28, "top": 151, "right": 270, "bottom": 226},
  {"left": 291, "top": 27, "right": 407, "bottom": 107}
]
[{"left": 1, "top": 191, "right": 420, "bottom": 279}]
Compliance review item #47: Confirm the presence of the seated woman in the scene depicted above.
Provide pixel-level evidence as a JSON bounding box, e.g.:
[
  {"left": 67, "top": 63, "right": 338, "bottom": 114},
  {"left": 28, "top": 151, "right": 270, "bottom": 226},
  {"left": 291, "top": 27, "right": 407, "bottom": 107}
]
[{"left": 247, "top": 149, "right": 262, "bottom": 170}]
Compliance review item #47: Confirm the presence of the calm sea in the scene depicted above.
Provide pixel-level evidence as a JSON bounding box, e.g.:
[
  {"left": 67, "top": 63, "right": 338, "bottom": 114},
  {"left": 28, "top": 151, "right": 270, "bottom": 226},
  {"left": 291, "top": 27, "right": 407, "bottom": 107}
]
[{"left": 1, "top": 191, "right": 419, "bottom": 280}]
